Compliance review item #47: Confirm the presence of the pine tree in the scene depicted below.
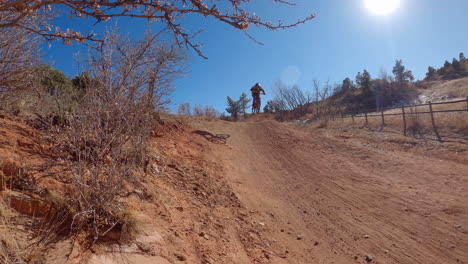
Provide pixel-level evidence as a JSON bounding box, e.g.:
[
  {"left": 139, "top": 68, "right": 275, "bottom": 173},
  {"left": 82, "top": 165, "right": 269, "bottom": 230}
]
[
  {"left": 392, "top": 60, "right": 414, "bottom": 83},
  {"left": 443, "top": 60, "right": 452, "bottom": 69},
  {"left": 425, "top": 66, "right": 437, "bottom": 80},
  {"left": 356, "top": 70, "right": 372, "bottom": 95},
  {"left": 355, "top": 70, "right": 374, "bottom": 108},
  {"left": 342, "top": 77, "right": 353, "bottom": 91},
  {"left": 239, "top": 92, "right": 252, "bottom": 117},
  {"left": 263, "top": 100, "right": 276, "bottom": 113},
  {"left": 459, "top": 52, "right": 466, "bottom": 62},
  {"left": 226, "top": 96, "right": 242, "bottom": 120},
  {"left": 452, "top": 58, "right": 461, "bottom": 73}
]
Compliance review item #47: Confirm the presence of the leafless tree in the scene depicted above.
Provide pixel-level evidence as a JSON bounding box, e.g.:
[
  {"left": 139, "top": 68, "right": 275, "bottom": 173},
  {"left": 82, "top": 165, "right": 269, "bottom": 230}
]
[
  {"left": 177, "top": 102, "right": 191, "bottom": 115},
  {"left": 272, "top": 80, "right": 312, "bottom": 114},
  {"left": 193, "top": 105, "right": 218, "bottom": 117},
  {"left": 193, "top": 105, "right": 204, "bottom": 116},
  {"left": 0, "top": 16, "right": 43, "bottom": 106},
  {"left": 312, "top": 79, "right": 333, "bottom": 117},
  {"left": 203, "top": 105, "right": 219, "bottom": 118},
  {"left": 0, "top": 0, "right": 316, "bottom": 56}
]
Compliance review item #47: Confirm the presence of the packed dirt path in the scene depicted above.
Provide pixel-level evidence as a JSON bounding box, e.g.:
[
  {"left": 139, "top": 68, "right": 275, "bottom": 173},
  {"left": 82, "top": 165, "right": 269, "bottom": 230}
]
[{"left": 190, "top": 118, "right": 468, "bottom": 264}]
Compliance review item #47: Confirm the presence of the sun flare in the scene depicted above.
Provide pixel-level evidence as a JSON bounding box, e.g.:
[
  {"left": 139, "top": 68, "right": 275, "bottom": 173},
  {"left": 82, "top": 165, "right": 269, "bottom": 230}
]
[{"left": 365, "top": 0, "right": 400, "bottom": 15}]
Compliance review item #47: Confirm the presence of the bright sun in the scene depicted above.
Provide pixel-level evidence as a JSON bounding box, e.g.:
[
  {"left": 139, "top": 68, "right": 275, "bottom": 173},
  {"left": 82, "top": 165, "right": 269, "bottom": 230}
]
[{"left": 365, "top": 0, "right": 400, "bottom": 15}]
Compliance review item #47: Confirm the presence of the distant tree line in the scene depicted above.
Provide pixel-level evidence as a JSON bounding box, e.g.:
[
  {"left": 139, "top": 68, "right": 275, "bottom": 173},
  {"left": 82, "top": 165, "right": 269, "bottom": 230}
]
[
  {"left": 263, "top": 59, "right": 417, "bottom": 118},
  {"left": 425, "top": 52, "right": 468, "bottom": 81},
  {"left": 221, "top": 52, "right": 467, "bottom": 122}
]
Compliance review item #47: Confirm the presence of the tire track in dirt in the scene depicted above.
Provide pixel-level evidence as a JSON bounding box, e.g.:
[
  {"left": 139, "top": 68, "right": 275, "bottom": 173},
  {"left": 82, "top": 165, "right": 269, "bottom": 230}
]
[{"left": 192, "top": 118, "right": 468, "bottom": 264}]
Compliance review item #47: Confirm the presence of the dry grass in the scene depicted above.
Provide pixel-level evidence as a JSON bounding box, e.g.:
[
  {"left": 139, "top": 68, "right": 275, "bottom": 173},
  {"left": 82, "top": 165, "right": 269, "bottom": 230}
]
[
  {"left": 0, "top": 199, "right": 26, "bottom": 264},
  {"left": 325, "top": 100, "right": 468, "bottom": 140},
  {"left": 419, "top": 77, "right": 468, "bottom": 100}
]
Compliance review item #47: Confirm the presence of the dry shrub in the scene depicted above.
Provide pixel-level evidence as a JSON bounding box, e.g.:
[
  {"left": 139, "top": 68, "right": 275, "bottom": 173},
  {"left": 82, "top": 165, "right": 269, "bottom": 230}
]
[
  {"left": 48, "top": 31, "right": 184, "bottom": 242},
  {"left": 405, "top": 108, "right": 425, "bottom": 137},
  {"left": 193, "top": 105, "right": 219, "bottom": 118},
  {"left": 178, "top": 102, "right": 191, "bottom": 115}
]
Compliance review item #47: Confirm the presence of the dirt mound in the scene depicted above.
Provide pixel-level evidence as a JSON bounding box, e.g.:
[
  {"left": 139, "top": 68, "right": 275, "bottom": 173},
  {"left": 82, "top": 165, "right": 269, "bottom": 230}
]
[{"left": 0, "top": 114, "right": 274, "bottom": 263}]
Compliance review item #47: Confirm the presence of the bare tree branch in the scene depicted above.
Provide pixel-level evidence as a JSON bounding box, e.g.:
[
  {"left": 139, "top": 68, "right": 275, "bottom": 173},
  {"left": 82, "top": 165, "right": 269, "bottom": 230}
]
[{"left": 1, "top": 0, "right": 316, "bottom": 56}]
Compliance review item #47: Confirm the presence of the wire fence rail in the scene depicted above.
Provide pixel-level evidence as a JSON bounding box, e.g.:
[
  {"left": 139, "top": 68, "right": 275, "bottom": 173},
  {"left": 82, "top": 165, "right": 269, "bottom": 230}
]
[{"left": 339, "top": 97, "right": 468, "bottom": 142}]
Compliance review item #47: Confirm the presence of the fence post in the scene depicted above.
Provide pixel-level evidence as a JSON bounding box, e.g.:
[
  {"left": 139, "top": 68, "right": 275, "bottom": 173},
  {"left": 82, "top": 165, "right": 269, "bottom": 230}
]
[
  {"left": 364, "top": 112, "right": 368, "bottom": 125},
  {"left": 466, "top": 97, "right": 468, "bottom": 110},
  {"left": 402, "top": 106, "right": 407, "bottom": 136},
  {"left": 341, "top": 112, "right": 344, "bottom": 121},
  {"left": 428, "top": 101, "right": 442, "bottom": 142},
  {"left": 379, "top": 108, "right": 385, "bottom": 131},
  {"left": 351, "top": 113, "right": 355, "bottom": 123}
]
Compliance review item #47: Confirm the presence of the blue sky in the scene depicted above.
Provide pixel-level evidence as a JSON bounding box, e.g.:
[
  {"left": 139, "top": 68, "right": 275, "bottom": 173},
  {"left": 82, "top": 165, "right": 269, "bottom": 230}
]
[{"left": 43, "top": 0, "right": 468, "bottom": 113}]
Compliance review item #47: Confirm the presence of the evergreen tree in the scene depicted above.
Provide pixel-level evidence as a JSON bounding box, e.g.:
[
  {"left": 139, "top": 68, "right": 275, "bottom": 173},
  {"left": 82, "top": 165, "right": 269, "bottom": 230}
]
[
  {"left": 425, "top": 66, "right": 437, "bottom": 80},
  {"left": 263, "top": 100, "right": 276, "bottom": 113},
  {"left": 356, "top": 70, "right": 374, "bottom": 108},
  {"left": 443, "top": 60, "right": 452, "bottom": 69},
  {"left": 226, "top": 96, "right": 242, "bottom": 120},
  {"left": 40, "top": 65, "right": 74, "bottom": 97},
  {"left": 392, "top": 60, "right": 414, "bottom": 83},
  {"left": 72, "top": 71, "right": 99, "bottom": 96},
  {"left": 452, "top": 58, "right": 462, "bottom": 73},
  {"left": 356, "top": 70, "right": 372, "bottom": 95},
  {"left": 342, "top": 77, "right": 353, "bottom": 91},
  {"left": 238, "top": 92, "right": 252, "bottom": 117},
  {"left": 459, "top": 52, "right": 466, "bottom": 62}
]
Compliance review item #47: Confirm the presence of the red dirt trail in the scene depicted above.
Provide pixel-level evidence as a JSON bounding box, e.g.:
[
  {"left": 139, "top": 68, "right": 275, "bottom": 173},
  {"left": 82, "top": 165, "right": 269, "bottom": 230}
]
[{"left": 189, "top": 118, "right": 468, "bottom": 264}]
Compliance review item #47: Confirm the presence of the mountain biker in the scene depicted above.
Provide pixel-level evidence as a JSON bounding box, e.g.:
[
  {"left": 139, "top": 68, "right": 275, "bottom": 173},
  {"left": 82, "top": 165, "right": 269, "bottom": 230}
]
[{"left": 250, "top": 83, "right": 266, "bottom": 113}]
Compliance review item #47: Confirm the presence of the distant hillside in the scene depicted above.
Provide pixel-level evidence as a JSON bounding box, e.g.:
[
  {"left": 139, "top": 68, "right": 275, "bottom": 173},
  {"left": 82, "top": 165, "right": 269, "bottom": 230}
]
[
  {"left": 265, "top": 54, "right": 468, "bottom": 121},
  {"left": 416, "top": 77, "right": 468, "bottom": 103}
]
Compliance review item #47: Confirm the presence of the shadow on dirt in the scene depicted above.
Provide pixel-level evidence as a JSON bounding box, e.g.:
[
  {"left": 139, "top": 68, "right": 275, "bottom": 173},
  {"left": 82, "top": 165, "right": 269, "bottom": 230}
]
[{"left": 192, "top": 130, "right": 230, "bottom": 144}]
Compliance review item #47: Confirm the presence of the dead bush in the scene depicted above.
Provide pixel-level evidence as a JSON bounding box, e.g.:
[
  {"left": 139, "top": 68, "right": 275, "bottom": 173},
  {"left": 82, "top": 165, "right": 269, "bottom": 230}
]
[
  {"left": 178, "top": 102, "right": 191, "bottom": 115},
  {"left": 406, "top": 108, "right": 424, "bottom": 137},
  {"left": 193, "top": 105, "right": 219, "bottom": 118},
  {"left": 48, "top": 31, "right": 185, "bottom": 242}
]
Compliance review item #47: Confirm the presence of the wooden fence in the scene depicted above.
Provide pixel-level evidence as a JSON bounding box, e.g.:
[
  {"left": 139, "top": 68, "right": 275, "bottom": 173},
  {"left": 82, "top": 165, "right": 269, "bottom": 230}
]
[{"left": 339, "top": 97, "right": 468, "bottom": 141}]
